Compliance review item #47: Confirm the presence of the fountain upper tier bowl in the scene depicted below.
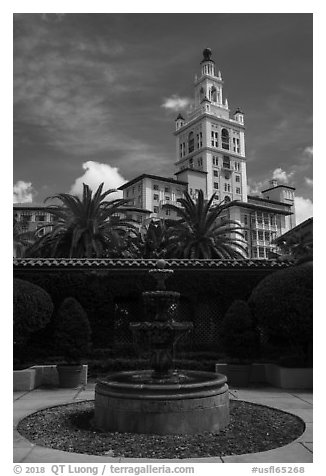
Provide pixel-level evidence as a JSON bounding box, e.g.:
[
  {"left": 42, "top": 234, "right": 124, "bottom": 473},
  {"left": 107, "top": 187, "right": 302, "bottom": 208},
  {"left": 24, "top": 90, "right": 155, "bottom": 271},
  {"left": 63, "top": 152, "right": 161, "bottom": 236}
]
[{"left": 94, "top": 370, "right": 229, "bottom": 435}]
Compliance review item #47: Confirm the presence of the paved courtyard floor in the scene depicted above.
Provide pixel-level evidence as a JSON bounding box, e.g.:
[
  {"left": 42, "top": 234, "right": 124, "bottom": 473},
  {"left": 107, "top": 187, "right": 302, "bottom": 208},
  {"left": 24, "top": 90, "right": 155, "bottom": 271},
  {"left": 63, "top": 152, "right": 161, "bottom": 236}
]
[{"left": 13, "top": 383, "right": 313, "bottom": 463}]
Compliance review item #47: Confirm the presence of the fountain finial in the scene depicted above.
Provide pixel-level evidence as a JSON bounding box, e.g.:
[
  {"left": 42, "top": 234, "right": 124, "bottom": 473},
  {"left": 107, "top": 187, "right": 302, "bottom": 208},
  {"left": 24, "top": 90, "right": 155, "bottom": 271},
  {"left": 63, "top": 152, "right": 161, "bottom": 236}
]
[
  {"left": 156, "top": 259, "right": 167, "bottom": 269},
  {"left": 149, "top": 259, "right": 173, "bottom": 290}
]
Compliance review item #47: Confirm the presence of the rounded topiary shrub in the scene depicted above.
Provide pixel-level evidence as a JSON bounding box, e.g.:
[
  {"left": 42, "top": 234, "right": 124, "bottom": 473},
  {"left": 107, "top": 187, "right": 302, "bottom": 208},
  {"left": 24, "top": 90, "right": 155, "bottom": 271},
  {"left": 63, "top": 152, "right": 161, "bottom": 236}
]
[
  {"left": 248, "top": 262, "right": 312, "bottom": 366},
  {"left": 219, "top": 299, "right": 258, "bottom": 362},
  {"left": 14, "top": 278, "right": 54, "bottom": 363},
  {"left": 53, "top": 297, "right": 92, "bottom": 364}
]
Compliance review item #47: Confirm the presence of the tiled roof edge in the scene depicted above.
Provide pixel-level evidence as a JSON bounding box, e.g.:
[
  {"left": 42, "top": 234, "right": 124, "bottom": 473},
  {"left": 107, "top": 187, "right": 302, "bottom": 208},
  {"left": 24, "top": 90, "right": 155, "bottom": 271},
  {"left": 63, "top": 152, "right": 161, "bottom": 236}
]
[{"left": 13, "top": 258, "right": 292, "bottom": 269}]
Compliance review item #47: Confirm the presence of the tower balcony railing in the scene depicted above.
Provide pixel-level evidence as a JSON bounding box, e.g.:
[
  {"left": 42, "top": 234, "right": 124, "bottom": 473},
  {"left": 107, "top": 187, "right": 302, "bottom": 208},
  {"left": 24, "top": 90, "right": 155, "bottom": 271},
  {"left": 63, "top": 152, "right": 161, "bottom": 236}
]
[{"left": 221, "top": 163, "right": 233, "bottom": 171}]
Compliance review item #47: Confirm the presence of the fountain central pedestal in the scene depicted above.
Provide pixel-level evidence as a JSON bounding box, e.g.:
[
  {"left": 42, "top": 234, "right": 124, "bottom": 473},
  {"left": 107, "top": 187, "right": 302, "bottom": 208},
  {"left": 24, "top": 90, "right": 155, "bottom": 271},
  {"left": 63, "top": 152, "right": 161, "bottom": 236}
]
[{"left": 94, "top": 260, "right": 229, "bottom": 435}]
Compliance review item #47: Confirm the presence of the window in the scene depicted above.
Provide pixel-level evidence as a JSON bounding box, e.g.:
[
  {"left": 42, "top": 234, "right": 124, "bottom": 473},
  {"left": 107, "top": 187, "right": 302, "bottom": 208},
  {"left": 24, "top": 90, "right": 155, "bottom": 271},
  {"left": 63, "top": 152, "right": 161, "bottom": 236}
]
[
  {"left": 259, "top": 247, "right": 265, "bottom": 258},
  {"left": 264, "top": 215, "right": 269, "bottom": 226},
  {"left": 253, "top": 249, "right": 258, "bottom": 258},
  {"left": 251, "top": 231, "right": 257, "bottom": 241},
  {"left": 213, "top": 170, "right": 218, "bottom": 177},
  {"left": 223, "top": 155, "right": 230, "bottom": 169},
  {"left": 236, "top": 187, "right": 241, "bottom": 194},
  {"left": 211, "top": 86, "right": 217, "bottom": 102},
  {"left": 224, "top": 195, "right": 231, "bottom": 203},
  {"left": 236, "top": 175, "right": 240, "bottom": 182},
  {"left": 197, "top": 157, "right": 203, "bottom": 167},
  {"left": 257, "top": 213, "right": 263, "bottom": 224},
  {"left": 265, "top": 232, "right": 270, "bottom": 242},
  {"left": 153, "top": 194, "right": 159, "bottom": 201},
  {"left": 165, "top": 196, "right": 170, "bottom": 201},
  {"left": 165, "top": 209, "right": 171, "bottom": 216},
  {"left": 214, "top": 182, "right": 219, "bottom": 189},
  {"left": 189, "top": 158, "right": 194, "bottom": 168},
  {"left": 153, "top": 206, "right": 159, "bottom": 213},
  {"left": 36, "top": 215, "right": 45, "bottom": 222},
  {"left": 221, "top": 128, "right": 230, "bottom": 150},
  {"left": 270, "top": 215, "right": 276, "bottom": 226},
  {"left": 258, "top": 231, "right": 264, "bottom": 241},
  {"left": 244, "top": 215, "right": 248, "bottom": 225},
  {"left": 224, "top": 183, "right": 231, "bottom": 192},
  {"left": 164, "top": 187, "right": 170, "bottom": 193},
  {"left": 233, "top": 138, "right": 240, "bottom": 153},
  {"left": 212, "top": 156, "right": 218, "bottom": 166},
  {"left": 153, "top": 184, "right": 159, "bottom": 191},
  {"left": 188, "top": 131, "right": 194, "bottom": 153}
]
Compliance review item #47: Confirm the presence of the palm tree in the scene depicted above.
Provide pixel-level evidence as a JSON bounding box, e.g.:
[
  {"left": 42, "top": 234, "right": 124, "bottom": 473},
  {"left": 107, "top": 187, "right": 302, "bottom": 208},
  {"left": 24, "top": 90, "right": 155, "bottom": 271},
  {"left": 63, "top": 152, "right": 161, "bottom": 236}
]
[
  {"left": 31, "top": 183, "right": 137, "bottom": 258},
  {"left": 276, "top": 233, "right": 313, "bottom": 265},
  {"left": 137, "top": 219, "right": 170, "bottom": 258},
  {"left": 163, "top": 190, "right": 247, "bottom": 259},
  {"left": 13, "top": 218, "right": 36, "bottom": 257}
]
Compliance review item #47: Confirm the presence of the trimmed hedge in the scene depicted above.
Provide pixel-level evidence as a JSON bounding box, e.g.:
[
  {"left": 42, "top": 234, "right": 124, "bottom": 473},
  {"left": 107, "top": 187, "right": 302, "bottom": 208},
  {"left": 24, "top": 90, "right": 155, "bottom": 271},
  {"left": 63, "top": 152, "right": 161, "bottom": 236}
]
[
  {"left": 248, "top": 262, "right": 313, "bottom": 366},
  {"left": 53, "top": 297, "right": 92, "bottom": 364},
  {"left": 220, "top": 299, "right": 259, "bottom": 362},
  {"left": 14, "top": 279, "right": 53, "bottom": 363}
]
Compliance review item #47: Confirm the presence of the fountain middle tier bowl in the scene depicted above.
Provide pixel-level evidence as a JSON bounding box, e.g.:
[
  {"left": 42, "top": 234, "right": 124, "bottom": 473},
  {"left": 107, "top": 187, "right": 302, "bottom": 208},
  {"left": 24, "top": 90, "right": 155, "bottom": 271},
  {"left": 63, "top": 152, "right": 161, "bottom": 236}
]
[{"left": 94, "top": 370, "right": 229, "bottom": 435}]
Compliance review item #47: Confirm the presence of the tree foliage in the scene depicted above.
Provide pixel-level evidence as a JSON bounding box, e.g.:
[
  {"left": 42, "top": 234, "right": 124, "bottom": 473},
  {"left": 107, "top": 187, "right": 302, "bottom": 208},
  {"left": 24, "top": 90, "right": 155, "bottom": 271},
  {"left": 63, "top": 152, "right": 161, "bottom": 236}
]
[
  {"left": 53, "top": 297, "right": 92, "bottom": 363},
  {"left": 163, "top": 190, "right": 248, "bottom": 258},
  {"left": 220, "top": 299, "right": 258, "bottom": 362},
  {"left": 29, "top": 183, "right": 137, "bottom": 258},
  {"left": 14, "top": 278, "right": 53, "bottom": 362},
  {"left": 248, "top": 262, "right": 313, "bottom": 366}
]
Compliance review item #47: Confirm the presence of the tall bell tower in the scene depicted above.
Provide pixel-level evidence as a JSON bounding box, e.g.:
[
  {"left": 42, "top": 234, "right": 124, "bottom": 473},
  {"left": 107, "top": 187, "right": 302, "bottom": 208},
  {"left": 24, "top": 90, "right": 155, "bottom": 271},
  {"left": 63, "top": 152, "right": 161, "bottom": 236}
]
[{"left": 174, "top": 48, "right": 248, "bottom": 203}]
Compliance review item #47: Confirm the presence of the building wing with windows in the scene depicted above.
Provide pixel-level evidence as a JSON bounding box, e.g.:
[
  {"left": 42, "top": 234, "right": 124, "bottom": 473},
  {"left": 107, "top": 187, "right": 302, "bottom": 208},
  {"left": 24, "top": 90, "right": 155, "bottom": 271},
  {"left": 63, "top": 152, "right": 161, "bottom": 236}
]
[{"left": 14, "top": 203, "right": 55, "bottom": 236}]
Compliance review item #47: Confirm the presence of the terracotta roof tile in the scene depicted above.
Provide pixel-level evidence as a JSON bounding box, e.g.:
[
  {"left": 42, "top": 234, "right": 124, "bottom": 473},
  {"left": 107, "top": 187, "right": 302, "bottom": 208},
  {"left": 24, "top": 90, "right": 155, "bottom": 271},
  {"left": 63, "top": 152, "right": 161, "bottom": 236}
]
[{"left": 13, "top": 258, "right": 291, "bottom": 270}]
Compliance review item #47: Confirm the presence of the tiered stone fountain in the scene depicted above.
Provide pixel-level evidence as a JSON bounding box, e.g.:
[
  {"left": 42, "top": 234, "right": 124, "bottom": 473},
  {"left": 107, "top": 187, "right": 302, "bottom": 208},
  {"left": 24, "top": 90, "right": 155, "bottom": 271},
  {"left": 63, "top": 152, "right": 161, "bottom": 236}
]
[{"left": 94, "top": 260, "right": 229, "bottom": 435}]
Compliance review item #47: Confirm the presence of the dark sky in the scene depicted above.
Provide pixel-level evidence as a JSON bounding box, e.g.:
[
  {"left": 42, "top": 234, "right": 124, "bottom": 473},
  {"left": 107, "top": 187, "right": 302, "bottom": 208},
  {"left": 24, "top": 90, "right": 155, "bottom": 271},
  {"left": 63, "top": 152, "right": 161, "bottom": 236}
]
[{"left": 13, "top": 13, "right": 313, "bottom": 222}]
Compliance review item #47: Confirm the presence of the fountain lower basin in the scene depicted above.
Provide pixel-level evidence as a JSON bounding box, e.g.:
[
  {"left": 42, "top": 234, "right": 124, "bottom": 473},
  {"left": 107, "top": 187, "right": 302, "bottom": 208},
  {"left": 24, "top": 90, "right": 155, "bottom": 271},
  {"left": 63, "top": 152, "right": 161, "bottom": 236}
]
[{"left": 94, "top": 370, "right": 229, "bottom": 435}]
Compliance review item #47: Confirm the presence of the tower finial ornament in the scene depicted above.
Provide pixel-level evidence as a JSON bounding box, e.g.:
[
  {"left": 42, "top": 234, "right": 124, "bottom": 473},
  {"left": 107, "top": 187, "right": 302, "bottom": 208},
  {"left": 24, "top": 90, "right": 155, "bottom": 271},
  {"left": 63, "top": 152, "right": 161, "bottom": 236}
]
[{"left": 202, "top": 48, "right": 212, "bottom": 61}]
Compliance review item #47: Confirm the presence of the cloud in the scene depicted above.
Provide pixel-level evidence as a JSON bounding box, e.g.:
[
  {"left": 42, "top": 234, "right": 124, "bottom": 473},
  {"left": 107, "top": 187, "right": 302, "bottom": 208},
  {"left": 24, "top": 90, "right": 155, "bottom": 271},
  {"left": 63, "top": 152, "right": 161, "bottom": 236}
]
[
  {"left": 305, "top": 177, "right": 313, "bottom": 187},
  {"left": 272, "top": 168, "right": 294, "bottom": 184},
  {"left": 69, "top": 162, "right": 126, "bottom": 199},
  {"left": 303, "top": 146, "right": 313, "bottom": 158},
  {"left": 247, "top": 179, "right": 266, "bottom": 195},
  {"left": 161, "top": 95, "right": 193, "bottom": 112},
  {"left": 295, "top": 196, "right": 313, "bottom": 225},
  {"left": 13, "top": 181, "right": 35, "bottom": 203}
]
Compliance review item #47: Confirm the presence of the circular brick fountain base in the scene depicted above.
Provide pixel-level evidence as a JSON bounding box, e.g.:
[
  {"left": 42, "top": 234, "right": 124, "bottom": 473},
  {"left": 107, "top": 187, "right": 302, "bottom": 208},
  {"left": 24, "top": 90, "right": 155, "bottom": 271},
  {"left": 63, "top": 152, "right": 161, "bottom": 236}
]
[{"left": 94, "top": 370, "right": 229, "bottom": 435}]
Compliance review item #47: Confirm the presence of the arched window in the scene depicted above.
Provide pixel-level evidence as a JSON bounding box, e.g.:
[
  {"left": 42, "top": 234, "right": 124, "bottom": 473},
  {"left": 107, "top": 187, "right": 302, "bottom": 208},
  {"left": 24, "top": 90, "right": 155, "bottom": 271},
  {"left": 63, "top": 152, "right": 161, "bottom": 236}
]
[
  {"left": 211, "top": 86, "right": 217, "bottom": 102},
  {"left": 224, "top": 196, "right": 231, "bottom": 203},
  {"left": 188, "top": 132, "right": 194, "bottom": 153},
  {"left": 221, "top": 128, "right": 230, "bottom": 150}
]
